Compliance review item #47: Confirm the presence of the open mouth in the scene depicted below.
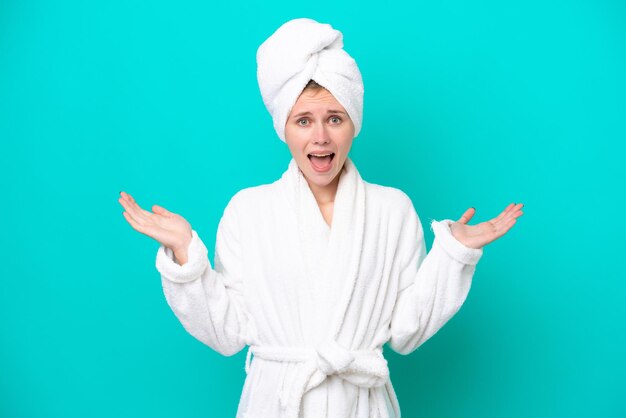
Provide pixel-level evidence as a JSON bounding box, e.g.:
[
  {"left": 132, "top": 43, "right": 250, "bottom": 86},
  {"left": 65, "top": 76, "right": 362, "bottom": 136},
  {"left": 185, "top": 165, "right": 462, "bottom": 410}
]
[
  {"left": 307, "top": 153, "right": 335, "bottom": 171},
  {"left": 307, "top": 153, "right": 335, "bottom": 160}
]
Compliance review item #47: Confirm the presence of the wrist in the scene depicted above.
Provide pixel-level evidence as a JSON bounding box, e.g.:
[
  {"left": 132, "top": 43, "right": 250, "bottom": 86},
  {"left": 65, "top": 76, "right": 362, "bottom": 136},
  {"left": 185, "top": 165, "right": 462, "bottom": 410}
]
[
  {"left": 172, "top": 231, "right": 193, "bottom": 253},
  {"left": 173, "top": 250, "right": 188, "bottom": 266},
  {"left": 172, "top": 231, "right": 193, "bottom": 265}
]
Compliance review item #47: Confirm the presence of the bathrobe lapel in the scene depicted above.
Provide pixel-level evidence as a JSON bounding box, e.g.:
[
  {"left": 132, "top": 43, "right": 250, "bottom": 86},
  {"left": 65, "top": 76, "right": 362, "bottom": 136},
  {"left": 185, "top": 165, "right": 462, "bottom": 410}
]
[
  {"left": 248, "top": 158, "right": 387, "bottom": 418},
  {"left": 286, "top": 156, "right": 366, "bottom": 345}
]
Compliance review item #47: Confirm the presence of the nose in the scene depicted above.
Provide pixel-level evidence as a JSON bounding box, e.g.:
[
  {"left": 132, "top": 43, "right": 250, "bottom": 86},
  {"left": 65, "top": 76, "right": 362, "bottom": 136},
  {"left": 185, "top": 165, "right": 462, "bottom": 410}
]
[{"left": 313, "top": 121, "right": 331, "bottom": 144}]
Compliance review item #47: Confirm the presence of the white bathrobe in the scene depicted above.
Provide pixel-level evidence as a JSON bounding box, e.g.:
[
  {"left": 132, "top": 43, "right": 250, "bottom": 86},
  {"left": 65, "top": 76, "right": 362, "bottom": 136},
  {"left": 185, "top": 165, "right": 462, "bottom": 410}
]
[{"left": 155, "top": 157, "right": 483, "bottom": 418}]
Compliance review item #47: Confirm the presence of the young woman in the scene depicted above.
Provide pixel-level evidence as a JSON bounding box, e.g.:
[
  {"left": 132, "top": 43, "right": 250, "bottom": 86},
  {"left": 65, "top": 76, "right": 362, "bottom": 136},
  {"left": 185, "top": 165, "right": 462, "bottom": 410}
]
[{"left": 119, "top": 18, "right": 523, "bottom": 418}]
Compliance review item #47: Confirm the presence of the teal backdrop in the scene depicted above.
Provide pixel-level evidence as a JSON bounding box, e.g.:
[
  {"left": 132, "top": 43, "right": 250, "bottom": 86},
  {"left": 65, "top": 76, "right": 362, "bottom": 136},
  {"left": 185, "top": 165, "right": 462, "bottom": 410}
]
[{"left": 1, "top": 0, "right": 624, "bottom": 417}]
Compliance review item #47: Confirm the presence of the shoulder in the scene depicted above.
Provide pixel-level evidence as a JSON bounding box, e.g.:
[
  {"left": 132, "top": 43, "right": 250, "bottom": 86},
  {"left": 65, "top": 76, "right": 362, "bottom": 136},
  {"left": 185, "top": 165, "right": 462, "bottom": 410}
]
[
  {"left": 228, "top": 184, "right": 272, "bottom": 205},
  {"left": 222, "top": 182, "right": 280, "bottom": 217},
  {"left": 365, "top": 182, "right": 416, "bottom": 214},
  {"left": 365, "top": 182, "right": 424, "bottom": 236}
]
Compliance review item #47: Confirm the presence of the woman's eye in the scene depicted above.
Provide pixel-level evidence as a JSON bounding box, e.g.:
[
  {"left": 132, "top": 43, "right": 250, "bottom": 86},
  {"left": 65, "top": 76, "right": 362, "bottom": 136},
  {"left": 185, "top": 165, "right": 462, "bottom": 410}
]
[
  {"left": 330, "top": 116, "right": 342, "bottom": 124},
  {"left": 297, "top": 119, "right": 309, "bottom": 126}
]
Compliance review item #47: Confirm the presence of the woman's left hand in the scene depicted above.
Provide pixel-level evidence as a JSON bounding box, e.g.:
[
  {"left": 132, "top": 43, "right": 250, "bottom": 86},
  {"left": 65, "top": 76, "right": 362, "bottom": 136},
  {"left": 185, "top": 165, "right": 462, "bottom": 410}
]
[{"left": 449, "top": 203, "right": 524, "bottom": 249}]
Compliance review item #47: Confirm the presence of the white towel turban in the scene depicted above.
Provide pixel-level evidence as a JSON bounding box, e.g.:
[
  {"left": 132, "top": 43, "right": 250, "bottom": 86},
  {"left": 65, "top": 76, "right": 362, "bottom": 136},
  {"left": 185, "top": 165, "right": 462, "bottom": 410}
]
[{"left": 256, "top": 18, "right": 364, "bottom": 143}]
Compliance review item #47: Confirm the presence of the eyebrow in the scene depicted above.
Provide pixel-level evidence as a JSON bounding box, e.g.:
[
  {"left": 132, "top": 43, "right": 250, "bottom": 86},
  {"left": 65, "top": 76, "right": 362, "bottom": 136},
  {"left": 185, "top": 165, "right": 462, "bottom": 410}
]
[{"left": 292, "top": 110, "right": 347, "bottom": 118}]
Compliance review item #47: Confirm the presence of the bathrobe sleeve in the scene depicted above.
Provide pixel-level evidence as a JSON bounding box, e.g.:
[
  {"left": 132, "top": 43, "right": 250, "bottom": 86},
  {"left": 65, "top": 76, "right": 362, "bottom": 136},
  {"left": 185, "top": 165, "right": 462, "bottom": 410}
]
[
  {"left": 155, "top": 195, "right": 248, "bottom": 356},
  {"left": 388, "top": 196, "right": 483, "bottom": 355}
]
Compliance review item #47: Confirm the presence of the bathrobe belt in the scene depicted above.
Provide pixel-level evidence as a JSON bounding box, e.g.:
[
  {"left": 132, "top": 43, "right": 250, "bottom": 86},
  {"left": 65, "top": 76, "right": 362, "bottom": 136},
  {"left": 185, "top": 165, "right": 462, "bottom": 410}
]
[{"left": 244, "top": 340, "right": 390, "bottom": 418}]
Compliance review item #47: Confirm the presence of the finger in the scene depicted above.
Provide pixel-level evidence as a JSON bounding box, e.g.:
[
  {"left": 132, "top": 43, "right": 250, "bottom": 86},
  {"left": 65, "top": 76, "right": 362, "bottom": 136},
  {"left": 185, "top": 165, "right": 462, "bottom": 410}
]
[
  {"left": 120, "top": 191, "right": 135, "bottom": 206},
  {"left": 493, "top": 202, "right": 524, "bottom": 226},
  {"left": 488, "top": 216, "right": 517, "bottom": 242},
  {"left": 492, "top": 203, "right": 516, "bottom": 223},
  {"left": 124, "top": 192, "right": 162, "bottom": 219},
  {"left": 123, "top": 211, "right": 148, "bottom": 235},
  {"left": 501, "top": 203, "right": 524, "bottom": 223},
  {"left": 500, "top": 217, "right": 518, "bottom": 236},
  {"left": 120, "top": 195, "right": 153, "bottom": 229},
  {"left": 457, "top": 207, "right": 475, "bottom": 224},
  {"left": 123, "top": 193, "right": 152, "bottom": 223},
  {"left": 119, "top": 198, "right": 144, "bottom": 227},
  {"left": 126, "top": 198, "right": 150, "bottom": 224},
  {"left": 490, "top": 206, "right": 514, "bottom": 228},
  {"left": 123, "top": 191, "right": 135, "bottom": 203},
  {"left": 152, "top": 204, "right": 173, "bottom": 217},
  {"left": 118, "top": 195, "right": 134, "bottom": 214}
]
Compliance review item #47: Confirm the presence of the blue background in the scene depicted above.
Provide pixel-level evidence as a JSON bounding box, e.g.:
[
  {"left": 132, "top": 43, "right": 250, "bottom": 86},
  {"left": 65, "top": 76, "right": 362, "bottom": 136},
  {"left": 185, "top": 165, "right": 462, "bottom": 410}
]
[{"left": 1, "top": 0, "right": 624, "bottom": 417}]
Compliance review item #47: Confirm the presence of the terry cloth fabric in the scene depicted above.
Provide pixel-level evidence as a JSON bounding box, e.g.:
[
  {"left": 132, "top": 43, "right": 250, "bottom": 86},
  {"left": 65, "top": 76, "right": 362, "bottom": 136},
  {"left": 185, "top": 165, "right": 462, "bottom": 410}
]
[
  {"left": 155, "top": 157, "right": 484, "bottom": 417},
  {"left": 256, "top": 18, "right": 364, "bottom": 143}
]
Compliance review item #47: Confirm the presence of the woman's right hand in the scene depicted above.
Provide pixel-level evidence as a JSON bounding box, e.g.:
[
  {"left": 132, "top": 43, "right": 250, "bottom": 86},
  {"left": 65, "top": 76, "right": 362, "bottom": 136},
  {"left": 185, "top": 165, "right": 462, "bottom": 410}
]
[{"left": 118, "top": 191, "right": 193, "bottom": 254}]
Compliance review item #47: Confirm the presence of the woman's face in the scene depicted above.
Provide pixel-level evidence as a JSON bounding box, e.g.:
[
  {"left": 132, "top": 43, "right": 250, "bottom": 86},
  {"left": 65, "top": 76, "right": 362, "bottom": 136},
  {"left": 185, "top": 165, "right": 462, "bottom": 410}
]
[{"left": 284, "top": 87, "right": 355, "bottom": 189}]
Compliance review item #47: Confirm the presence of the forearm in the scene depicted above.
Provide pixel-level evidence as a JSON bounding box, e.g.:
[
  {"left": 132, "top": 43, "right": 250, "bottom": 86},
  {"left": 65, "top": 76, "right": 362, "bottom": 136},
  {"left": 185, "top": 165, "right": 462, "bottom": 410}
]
[
  {"left": 388, "top": 219, "right": 483, "bottom": 355},
  {"left": 156, "top": 231, "right": 248, "bottom": 356}
]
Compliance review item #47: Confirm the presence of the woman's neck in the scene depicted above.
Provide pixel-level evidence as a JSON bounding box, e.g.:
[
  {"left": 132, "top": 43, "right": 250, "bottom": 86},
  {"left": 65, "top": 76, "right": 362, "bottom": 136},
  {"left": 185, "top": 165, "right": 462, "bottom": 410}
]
[{"left": 306, "top": 165, "right": 344, "bottom": 206}]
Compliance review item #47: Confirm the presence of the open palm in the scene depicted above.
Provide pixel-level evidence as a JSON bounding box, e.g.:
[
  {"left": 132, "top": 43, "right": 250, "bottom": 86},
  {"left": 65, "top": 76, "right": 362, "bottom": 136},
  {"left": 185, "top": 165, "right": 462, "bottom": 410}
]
[
  {"left": 449, "top": 203, "right": 524, "bottom": 249},
  {"left": 118, "top": 191, "right": 192, "bottom": 252}
]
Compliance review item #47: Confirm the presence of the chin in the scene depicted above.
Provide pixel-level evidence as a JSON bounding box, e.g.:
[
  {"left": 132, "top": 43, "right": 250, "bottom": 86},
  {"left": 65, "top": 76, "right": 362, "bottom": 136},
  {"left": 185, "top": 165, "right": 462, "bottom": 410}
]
[
  {"left": 310, "top": 168, "right": 341, "bottom": 185},
  {"left": 311, "top": 175, "right": 335, "bottom": 186}
]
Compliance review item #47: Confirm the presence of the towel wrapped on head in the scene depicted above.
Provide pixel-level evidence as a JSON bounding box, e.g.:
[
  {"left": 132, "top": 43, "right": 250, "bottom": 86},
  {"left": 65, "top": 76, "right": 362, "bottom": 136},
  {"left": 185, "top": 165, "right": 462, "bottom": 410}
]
[{"left": 256, "top": 18, "right": 364, "bottom": 143}]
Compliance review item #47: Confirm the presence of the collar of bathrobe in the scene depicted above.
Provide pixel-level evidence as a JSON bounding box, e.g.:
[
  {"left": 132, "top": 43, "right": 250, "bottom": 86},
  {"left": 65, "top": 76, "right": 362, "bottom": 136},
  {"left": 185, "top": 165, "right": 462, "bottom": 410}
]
[{"left": 288, "top": 155, "right": 366, "bottom": 342}]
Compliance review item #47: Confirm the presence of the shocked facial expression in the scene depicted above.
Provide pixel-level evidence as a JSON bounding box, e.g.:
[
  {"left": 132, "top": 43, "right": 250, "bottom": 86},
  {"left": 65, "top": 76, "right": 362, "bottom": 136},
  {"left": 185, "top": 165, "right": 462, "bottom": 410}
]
[{"left": 284, "top": 87, "right": 355, "bottom": 189}]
